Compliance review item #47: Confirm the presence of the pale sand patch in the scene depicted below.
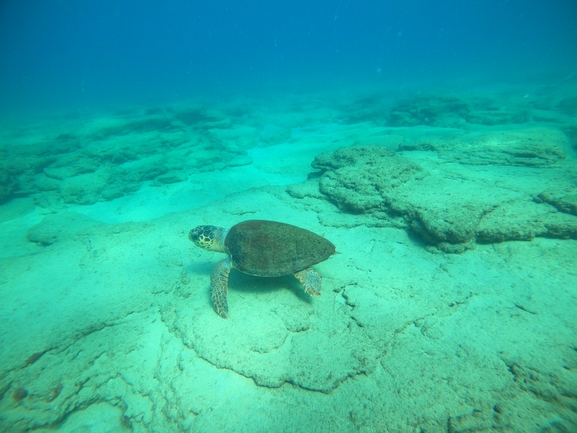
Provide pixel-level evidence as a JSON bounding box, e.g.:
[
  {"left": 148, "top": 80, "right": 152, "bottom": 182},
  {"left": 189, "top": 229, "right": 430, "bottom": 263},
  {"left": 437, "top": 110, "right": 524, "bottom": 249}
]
[{"left": 1, "top": 98, "right": 576, "bottom": 431}]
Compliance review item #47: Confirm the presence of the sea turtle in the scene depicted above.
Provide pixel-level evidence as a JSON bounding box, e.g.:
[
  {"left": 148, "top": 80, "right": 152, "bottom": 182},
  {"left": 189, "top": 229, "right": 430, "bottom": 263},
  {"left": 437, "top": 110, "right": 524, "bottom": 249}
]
[{"left": 189, "top": 220, "right": 336, "bottom": 318}]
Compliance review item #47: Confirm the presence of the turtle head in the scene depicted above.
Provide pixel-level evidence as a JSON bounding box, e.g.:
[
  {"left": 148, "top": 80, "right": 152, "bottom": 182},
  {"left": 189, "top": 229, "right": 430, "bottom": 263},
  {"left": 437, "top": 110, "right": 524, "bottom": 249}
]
[{"left": 189, "top": 225, "right": 228, "bottom": 252}]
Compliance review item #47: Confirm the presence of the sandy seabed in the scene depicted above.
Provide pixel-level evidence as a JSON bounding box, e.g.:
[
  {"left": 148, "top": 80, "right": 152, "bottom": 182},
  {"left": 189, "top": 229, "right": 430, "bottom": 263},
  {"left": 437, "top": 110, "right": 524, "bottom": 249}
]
[{"left": 1, "top": 87, "right": 576, "bottom": 432}]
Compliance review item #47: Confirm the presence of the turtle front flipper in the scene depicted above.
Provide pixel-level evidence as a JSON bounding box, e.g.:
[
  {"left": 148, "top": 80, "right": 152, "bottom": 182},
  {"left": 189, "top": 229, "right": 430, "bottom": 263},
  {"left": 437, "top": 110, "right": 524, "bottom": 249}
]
[
  {"left": 211, "top": 257, "right": 231, "bottom": 318},
  {"left": 294, "top": 267, "right": 322, "bottom": 296}
]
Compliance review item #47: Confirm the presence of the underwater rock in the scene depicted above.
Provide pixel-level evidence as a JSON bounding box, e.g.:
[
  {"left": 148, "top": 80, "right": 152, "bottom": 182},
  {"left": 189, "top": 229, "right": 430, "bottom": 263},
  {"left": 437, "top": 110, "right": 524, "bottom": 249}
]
[
  {"left": 27, "top": 212, "right": 102, "bottom": 246},
  {"left": 556, "top": 96, "right": 577, "bottom": 116},
  {"left": 12, "top": 387, "right": 27, "bottom": 402},
  {"left": 387, "top": 94, "right": 530, "bottom": 128},
  {"left": 172, "top": 105, "right": 222, "bottom": 126},
  {"left": 87, "top": 115, "right": 180, "bottom": 140},
  {"left": 151, "top": 170, "right": 189, "bottom": 186},
  {"left": 537, "top": 188, "right": 577, "bottom": 216},
  {"left": 259, "top": 123, "right": 292, "bottom": 145},
  {"left": 335, "top": 94, "right": 393, "bottom": 125},
  {"left": 448, "top": 127, "right": 567, "bottom": 167},
  {"left": 0, "top": 165, "right": 17, "bottom": 204},
  {"left": 312, "top": 146, "right": 426, "bottom": 214},
  {"left": 42, "top": 153, "right": 100, "bottom": 180},
  {"left": 388, "top": 95, "right": 470, "bottom": 127},
  {"left": 465, "top": 109, "right": 529, "bottom": 125},
  {"left": 1, "top": 105, "right": 252, "bottom": 206},
  {"left": 561, "top": 125, "right": 577, "bottom": 150},
  {"left": 310, "top": 145, "right": 577, "bottom": 252},
  {"left": 399, "top": 127, "right": 568, "bottom": 167}
]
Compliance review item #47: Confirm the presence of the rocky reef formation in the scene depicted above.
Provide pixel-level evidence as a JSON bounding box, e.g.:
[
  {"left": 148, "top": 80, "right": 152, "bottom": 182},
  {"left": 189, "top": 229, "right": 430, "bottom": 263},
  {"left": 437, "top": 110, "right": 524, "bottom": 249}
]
[{"left": 293, "top": 132, "right": 577, "bottom": 252}]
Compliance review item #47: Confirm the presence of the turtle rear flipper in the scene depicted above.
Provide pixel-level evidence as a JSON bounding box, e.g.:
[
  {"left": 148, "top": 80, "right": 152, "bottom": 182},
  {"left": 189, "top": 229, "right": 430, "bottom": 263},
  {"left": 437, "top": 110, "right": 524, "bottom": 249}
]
[
  {"left": 294, "top": 268, "right": 322, "bottom": 296},
  {"left": 211, "top": 257, "right": 231, "bottom": 318}
]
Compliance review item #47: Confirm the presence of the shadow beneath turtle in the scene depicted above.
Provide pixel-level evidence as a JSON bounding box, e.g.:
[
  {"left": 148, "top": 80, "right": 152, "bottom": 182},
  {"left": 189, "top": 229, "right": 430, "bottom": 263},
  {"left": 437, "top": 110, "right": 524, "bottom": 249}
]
[
  {"left": 186, "top": 260, "right": 215, "bottom": 276},
  {"left": 229, "top": 272, "right": 312, "bottom": 302}
]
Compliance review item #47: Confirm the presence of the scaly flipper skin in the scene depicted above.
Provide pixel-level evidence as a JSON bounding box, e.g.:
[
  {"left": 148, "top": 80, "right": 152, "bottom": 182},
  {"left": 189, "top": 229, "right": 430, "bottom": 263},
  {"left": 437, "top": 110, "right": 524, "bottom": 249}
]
[
  {"left": 294, "top": 267, "right": 322, "bottom": 296},
  {"left": 211, "top": 257, "right": 231, "bottom": 318}
]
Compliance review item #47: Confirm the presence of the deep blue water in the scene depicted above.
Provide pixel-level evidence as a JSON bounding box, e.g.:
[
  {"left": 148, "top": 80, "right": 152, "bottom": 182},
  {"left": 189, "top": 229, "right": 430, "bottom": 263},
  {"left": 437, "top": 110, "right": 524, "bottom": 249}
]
[{"left": 1, "top": 0, "right": 576, "bottom": 117}]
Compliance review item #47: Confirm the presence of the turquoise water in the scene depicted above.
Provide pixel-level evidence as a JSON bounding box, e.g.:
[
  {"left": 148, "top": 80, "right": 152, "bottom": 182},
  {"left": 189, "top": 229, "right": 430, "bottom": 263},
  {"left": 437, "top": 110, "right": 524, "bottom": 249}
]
[{"left": 1, "top": 1, "right": 576, "bottom": 432}]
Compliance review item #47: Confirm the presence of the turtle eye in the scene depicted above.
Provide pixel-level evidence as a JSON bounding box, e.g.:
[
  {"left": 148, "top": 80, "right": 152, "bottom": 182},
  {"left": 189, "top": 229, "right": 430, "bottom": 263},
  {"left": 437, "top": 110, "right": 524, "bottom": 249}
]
[{"left": 189, "top": 228, "right": 204, "bottom": 243}]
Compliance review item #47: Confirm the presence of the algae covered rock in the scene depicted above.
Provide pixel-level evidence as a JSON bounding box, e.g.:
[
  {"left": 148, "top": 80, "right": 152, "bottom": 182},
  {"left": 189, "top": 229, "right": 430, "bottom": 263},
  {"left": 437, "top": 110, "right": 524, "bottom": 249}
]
[
  {"left": 537, "top": 188, "right": 577, "bottom": 216},
  {"left": 309, "top": 145, "right": 577, "bottom": 252},
  {"left": 312, "top": 146, "right": 426, "bottom": 214},
  {"left": 0, "top": 164, "right": 17, "bottom": 204},
  {"left": 1, "top": 105, "right": 252, "bottom": 206},
  {"left": 27, "top": 212, "right": 102, "bottom": 246},
  {"left": 387, "top": 94, "right": 530, "bottom": 128},
  {"left": 399, "top": 127, "right": 568, "bottom": 167},
  {"left": 388, "top": 95, "right": 470, "bottom": 127}
]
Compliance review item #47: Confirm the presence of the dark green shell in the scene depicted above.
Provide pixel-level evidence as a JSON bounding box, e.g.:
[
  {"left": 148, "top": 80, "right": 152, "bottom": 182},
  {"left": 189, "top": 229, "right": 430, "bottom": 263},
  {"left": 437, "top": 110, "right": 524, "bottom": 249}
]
[{"left": 224, "top": 220, "right": 335, "bottom": 277}]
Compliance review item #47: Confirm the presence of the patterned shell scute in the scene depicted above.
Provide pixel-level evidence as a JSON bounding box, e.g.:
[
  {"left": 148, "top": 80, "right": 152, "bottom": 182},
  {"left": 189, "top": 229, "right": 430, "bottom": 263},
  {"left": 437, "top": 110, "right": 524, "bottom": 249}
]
[{"left": 224, "top": 220, "right": 335, "bottom": 277}]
